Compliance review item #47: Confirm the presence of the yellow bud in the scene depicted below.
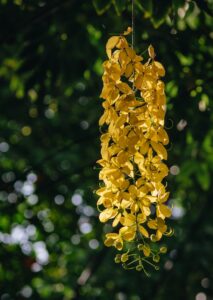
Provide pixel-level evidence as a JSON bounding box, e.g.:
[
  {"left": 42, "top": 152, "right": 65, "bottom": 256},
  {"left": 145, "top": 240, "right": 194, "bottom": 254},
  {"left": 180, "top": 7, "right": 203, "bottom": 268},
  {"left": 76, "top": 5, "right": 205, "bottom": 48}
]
[
  {"left": 136, "top": 265, "right": 143, "bottom": 271},
  {"left": 153, "top": 255, "right": 160, "bottom": 263},
  {"left": 121, "top": 253, "right": 129, "bottom": 263},
  {"left": 114, "top": 254, "right": 121, "bottom": 263},
  {"left": 150, "top": 234, "right": 158, "bottom": 242},
  {"left": 137, "top": 244, "right": 143, "bottom": 251},
  {"left": 160, "top": 246, "right": 167, "bottom": 254}
]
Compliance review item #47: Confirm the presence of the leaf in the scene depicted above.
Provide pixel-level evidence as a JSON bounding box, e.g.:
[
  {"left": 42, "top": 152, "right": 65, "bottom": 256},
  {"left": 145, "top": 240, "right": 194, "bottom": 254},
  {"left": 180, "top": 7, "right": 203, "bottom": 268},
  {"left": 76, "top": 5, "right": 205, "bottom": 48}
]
[
  {"left": 172, "top": 0, "right": 186, "bottom": 10},
  {"left": 195, "top": 0, "right": 213, "bottom": 17},
  {"left": 196, "top": 163, "right": 210, "bottom": 191},
  {"left": 93, "top": 0, "right": 112, "bottom": 15},
  {"left": 112, "top": 0, "right": 126, "bottom": 16},
  {"left": 151, "top": 0, "right": 172, "bottom": 28},
  {"left": 135, "top": 0, "right": 153, "bottom": 16}
]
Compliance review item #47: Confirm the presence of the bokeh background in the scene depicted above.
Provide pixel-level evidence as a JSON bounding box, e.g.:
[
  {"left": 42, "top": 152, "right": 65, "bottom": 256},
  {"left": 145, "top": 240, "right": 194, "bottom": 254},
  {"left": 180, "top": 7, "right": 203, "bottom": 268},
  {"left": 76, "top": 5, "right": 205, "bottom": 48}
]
[{"left": 0, "top": 0, "right": 213, "bottom": 299}]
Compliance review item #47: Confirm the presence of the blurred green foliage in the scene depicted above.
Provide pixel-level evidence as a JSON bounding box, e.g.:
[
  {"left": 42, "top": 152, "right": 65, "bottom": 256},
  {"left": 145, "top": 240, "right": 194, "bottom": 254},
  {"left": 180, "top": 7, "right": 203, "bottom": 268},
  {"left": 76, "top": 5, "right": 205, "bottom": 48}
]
[{"left": 0, "top": 0, "right": 213, "bottom": 299}]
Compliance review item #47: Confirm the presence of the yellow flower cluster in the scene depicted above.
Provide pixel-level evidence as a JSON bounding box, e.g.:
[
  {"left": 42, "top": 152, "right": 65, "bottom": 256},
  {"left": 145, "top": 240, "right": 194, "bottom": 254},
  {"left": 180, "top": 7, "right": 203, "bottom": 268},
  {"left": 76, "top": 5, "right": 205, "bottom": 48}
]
[{"left": 97, "top": 28, "right": 173, "bottom": 273}]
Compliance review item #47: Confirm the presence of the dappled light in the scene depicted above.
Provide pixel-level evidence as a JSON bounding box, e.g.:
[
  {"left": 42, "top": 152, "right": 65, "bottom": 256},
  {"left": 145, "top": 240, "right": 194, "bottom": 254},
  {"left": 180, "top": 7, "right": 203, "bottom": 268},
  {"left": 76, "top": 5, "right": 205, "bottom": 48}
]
[{"left": 0, "top": 0, "right": 212, "bottom": 299}]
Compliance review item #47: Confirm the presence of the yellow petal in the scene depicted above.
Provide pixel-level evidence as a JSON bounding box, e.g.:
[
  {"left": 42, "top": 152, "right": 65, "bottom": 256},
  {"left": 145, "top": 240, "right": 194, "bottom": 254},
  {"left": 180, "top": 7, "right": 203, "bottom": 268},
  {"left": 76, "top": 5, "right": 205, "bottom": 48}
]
[
  {"left": 134, "top": 74, "right": 143, "bottom": 89},
  {"left": 105, "top": 233, "right": 118, "bottom": 239},
  {"left": 145, "top": 195, "right": 156, "bottom": 203},
  {"left": 150, "top": 141, "right": 167, "bottom": 160},
  {"left": 102, "top": 168, "right": 122, "bottom": 180},
  {"left": 142, "top": 75, "right": 155, "bottom": 89},
  {"left": 106, "top": 36, "right": 120, "bottom": 50},
  {"left": 148, "top": 45, "right": 155, "bottom": 59},
  {"left": 116, "top": 82, "right": 132, "bottom": 94},
  {"left": 128, "top": 185, "right": 137, "bottom": 197},
  {"left": 99, "top": 208, "right": 117, "bottom": 223},
  {"left": 135, "top": 61, "right": 144, "bottom": 72},
  {"left": 126, "top": 47, "right": 136, "bottom": 60},
  {"left": 164, "top": 227, "right": 174, "bottom": 237},
  {"left": 119, "top": 50, "right": 130, "bottom": 66},
  {"left": 96, "top": 187, "right": 107, "bottom": 196},
  {"left": 117, "top": 151, "right": 129, "bottom": 164},
  {"left": 117, "top": 37, "right": 128, "bottom": 49},
  {"left": 121, "top": 227, "right": 136, "bottom": 241},
  {"left": 100, "top": 133, "right": 110, "bottom": 144},
  {"left": 155, "top": 230, "right": 163, "bottom": 241},
  {"left": 158, "top": 128, "right": 169, "bottom": 145},
  {"left": 153, "top": 61, "right": 165, "bottom": 77},
  {"left": 101, "top": 146, "right": 109, "bottom": 160},
  {"left": 134, "top": 152, "right": 144, "bottom": 164},
  {"left": 139, "top": 141, "right": 149, "bottom": 155},
  {"left": 112, "top": 213, "right": 121, "bottom": 227},
  {"left": 157, "top": 218, "right": 167, "bottom": 232},
  {"left": 157, "top": 204, "right": 172, "bottom": 218},
  {"left": 160, "top": 192, "right": 170, "bottom": 203},
  {"left": 125, "top": 63, "right": 134, "bottom": 78},
  {"left": 137, "top": 213, "right": 146, "bottom": 223},
  {"left": 115, "top": 114, "right": 127, "bottom": 127},
  {"left": 141, "top": 206, "right": 151, "bottom": 216},
  {"left": 139, "top": 225, "right": 149, "bottom": 238},
  {"left": 115, "top": 238, "right": 123, "bottom": 250},
  {"left": 123, "top": 27, "right": 132, "bottom": 35},
  {"left": 99, "top": 111, "right": 108, "bottom": 126},
  {"left": 121, "top": 214, "right": 135, "bottom": 226},
  {"left": 142, "top": 245, "right": 151, "bottom": 257},
  {"left": 104, "top": 233, "right": 118, "bottom": 247},
  {"left": 148, "top": 219, "right": 157, "bottom": 229}
]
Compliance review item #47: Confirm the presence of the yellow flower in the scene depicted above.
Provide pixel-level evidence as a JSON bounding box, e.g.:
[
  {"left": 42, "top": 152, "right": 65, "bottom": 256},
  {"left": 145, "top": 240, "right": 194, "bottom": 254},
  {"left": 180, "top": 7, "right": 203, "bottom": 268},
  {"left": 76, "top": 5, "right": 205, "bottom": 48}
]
[
  {"left": 104, "top": 232, "right": 123, "bottom": 250},
  {"left": 105, "top": 225, "right": 136, "bottom": 250},
  {"left": 135, "top": 148, "right": 168, "bottom": 182},
  {"left": 148, "top": 217, "right": 167, "bottom": 241},
  {"left": 128, "top": 184, "right": 151, "bottom": 215},
  {"left": 121, "top": 213, "right": 149, "bottom": 238},
  {"left": 97, "top": 28, "right": 173, "bottom": 272},
  {"left": 99, "top": 199, "right": 130, "bottom": 227}
]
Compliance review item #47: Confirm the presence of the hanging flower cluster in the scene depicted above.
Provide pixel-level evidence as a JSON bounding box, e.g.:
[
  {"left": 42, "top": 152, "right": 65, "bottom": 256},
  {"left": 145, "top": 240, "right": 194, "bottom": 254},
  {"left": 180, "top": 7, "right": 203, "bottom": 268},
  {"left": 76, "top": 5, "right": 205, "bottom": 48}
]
[{"left": 96, "top": 27, "right": 173, "bottom": 273}]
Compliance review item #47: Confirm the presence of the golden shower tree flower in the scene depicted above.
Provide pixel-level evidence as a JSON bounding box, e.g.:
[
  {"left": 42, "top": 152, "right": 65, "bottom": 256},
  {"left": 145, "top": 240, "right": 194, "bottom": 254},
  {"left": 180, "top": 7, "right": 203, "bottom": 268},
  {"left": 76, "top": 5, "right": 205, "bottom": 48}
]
[{"left": 96, "top": 27, "right": 173, "bottom": 273}]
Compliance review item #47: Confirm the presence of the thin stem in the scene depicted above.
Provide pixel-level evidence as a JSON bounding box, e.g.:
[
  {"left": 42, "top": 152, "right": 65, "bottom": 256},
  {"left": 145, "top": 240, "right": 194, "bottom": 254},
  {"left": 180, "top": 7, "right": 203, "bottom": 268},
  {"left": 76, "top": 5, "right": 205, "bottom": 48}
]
[
  {"left": 131, "top": 0, "right": 136, "bottom": 91},
  {"left": 131, "top": 0, "right": 135, "bottom": 48}
]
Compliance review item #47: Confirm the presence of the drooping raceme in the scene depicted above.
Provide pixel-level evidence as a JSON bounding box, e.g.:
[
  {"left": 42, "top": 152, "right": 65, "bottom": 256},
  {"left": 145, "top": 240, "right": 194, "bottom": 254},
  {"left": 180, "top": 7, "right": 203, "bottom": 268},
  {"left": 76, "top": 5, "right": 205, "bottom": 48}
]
[{"left": 97, "top": 27, "right": 173, "bottom": 273}]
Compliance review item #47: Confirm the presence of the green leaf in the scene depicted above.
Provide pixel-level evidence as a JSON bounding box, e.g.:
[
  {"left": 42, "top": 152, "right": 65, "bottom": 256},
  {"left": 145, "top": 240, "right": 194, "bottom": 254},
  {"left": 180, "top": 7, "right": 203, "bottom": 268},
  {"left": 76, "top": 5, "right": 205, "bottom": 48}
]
[
  {"left": 172, "top": 0, "right": 186, "bottom": 10},
  {"left": 136, "top": 0, "right": 153, "bottom": 16},
  {"left": 178, "top": 161, "right": 197, "bottom": 179},
  {"left": 112, "top": 0, "right": 126, "bottom": 16},
  {"left": 151, "top": 0, "right": 172, "bottom": 27},
  {"left": 196, "top": 163, "right": 210, "bottom": 191},
  {"left": 196, "top": 0, "right": 213, "bottom": 17},
  {"left": 93, "top": 0, "right": 112, "bottom": 15}
]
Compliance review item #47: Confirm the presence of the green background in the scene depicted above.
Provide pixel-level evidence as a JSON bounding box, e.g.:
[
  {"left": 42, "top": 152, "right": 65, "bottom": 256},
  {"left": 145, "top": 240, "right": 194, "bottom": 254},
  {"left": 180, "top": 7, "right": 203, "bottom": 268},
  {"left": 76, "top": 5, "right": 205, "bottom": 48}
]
[{"left": 0, "top": 0, "right": 212, "bottom": 299}]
